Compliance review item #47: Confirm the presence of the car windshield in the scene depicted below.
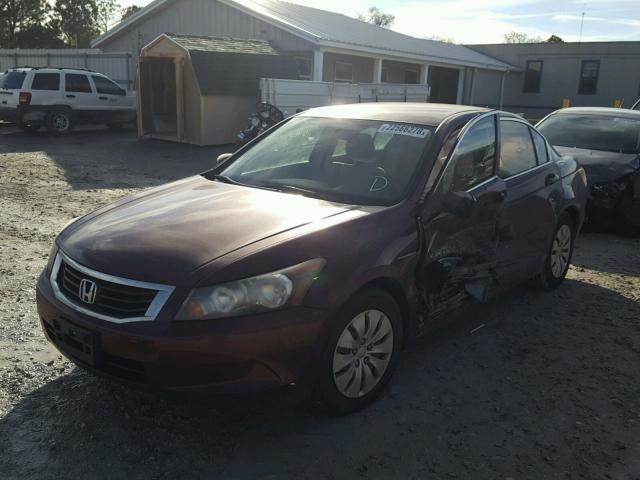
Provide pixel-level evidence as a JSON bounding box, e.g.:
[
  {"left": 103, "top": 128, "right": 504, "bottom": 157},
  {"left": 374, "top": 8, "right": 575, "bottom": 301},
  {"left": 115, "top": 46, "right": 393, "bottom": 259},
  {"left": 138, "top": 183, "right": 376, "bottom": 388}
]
[
  {"left": 212, "top": 117, "right": 433, "bottom": 206},
  {"left": 537, "top": 114, "right": 640, "bottom": 154},
  {"left": 0, "top": 71, "right": 26, "bottom": 90}
]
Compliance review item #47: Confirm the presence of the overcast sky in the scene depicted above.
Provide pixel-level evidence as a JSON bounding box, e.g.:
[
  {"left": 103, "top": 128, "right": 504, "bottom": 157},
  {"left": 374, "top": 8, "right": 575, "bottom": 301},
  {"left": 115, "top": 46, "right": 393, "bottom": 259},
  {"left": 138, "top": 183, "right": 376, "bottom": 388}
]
[{"left": 121, "top": 0, "right": 640, "bottom": 43}]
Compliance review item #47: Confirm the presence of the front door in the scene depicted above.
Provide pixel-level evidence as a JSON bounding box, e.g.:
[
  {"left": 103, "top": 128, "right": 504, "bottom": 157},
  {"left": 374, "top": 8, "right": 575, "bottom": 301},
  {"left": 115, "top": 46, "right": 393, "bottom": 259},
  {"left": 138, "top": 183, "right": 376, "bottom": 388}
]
[
  {"left": 420, "top": 114, "right": 505, "bottom": 323},
  {"left": 494, "top": 118, "right": 563, "bottom": 284},
  {"left": 63, "top": 73, "right": 95, "bottom": 122}
]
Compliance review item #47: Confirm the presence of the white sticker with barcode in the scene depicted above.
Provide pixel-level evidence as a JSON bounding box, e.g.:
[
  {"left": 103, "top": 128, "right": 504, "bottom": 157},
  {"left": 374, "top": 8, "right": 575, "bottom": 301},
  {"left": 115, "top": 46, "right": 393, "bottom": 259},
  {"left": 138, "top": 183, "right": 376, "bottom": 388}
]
[{"left": 377, "top": 123, "right": 430, "bottom": 138}]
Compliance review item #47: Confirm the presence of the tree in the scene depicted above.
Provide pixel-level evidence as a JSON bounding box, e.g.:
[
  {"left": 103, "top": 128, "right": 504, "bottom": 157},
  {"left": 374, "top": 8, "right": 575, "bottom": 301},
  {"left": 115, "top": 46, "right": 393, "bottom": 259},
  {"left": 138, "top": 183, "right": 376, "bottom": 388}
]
[
  {"left": 121, "top": 4, "right": 141, "bottom": 21},
  {"left": 96, "top": 0, "right": 121, "bottom": 33},
  {"left": 0, "top": 0, "right": 51, "bottom": 47},
  {"left": 547, "top": 34, "right": 564, "bottom": 43},
  {"left": 14, "top": 24, "right": 65, "bottom": 48},
  {"left": 53, "top": 0, "right": 99, "bottom": 47},
  {"left": 357, "top": 7, "right": 395, "bottom": 28},
  {"left": 503, "top": 31, "right": 543, "bottom": 44}
]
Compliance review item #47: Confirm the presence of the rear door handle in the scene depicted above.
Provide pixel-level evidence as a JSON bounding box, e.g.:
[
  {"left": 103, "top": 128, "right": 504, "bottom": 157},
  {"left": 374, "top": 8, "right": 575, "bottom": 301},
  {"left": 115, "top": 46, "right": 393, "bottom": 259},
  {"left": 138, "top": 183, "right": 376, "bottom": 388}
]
[
  {"left": 98, "top": 96, "right": 108, "bottom": 100},
  {"left": 545, "top": 173, "right": 560, "bottom": 186},
  {"left": 66, "top": 94, "right": 75, "bottom": 98}
]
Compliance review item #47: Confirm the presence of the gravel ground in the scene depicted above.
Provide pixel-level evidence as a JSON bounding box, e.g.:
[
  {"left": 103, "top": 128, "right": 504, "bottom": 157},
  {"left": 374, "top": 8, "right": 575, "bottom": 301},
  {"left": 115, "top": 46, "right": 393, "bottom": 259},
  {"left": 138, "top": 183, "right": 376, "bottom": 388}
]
[{"left": 1, "top": 124, "right": 639, "bottom": 480}]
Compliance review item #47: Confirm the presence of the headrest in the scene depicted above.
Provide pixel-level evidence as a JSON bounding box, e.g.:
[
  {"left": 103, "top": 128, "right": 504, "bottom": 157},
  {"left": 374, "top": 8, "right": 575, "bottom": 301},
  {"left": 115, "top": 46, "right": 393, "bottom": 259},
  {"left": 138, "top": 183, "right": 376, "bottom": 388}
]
[{"left": 345, "top": 133, "right": 375, "bottom": 163}]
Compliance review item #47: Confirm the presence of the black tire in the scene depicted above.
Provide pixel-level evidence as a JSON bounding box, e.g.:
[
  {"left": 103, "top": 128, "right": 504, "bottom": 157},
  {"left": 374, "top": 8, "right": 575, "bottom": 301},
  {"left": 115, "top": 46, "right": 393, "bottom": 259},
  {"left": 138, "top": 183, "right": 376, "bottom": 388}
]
[
  {"left": 316, "top": 289, "right": 403, "bottom": 414},
  {"left": 615, "top": 189, "right": 640, "bottom": 237},
  {"left": 532, "top": 212, "right": 576, "bottom": 290},
  {"left": 18, "top": 123, "right": 41, "bottom": 133},
  {"left": 46, "top": 109, "right": 72, "bottom": 135}
]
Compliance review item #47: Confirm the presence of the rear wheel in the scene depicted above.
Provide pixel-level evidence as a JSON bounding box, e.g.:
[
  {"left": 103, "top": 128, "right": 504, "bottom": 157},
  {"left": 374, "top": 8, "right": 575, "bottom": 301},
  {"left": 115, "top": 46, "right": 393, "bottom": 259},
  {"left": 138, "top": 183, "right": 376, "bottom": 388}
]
[
  {"left": 46, "top": 110, "right": 72, "bottom": 135},
  {"left": 615, "top": 189, "right": 640, "bottom": 237},
  {"left": 532, "top": 213, "right": 575, "bottom": 289},
  {"left": 316, "top": 289, "right": 403, "bottom": 414}
]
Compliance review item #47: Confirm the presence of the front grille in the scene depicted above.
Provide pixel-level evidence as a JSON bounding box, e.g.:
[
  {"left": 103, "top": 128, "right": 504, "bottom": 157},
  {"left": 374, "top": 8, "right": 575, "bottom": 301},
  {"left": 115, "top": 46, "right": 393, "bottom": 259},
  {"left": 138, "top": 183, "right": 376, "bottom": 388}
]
[{"left": 56, "top": 260, "right": 158, "bottom": 320}]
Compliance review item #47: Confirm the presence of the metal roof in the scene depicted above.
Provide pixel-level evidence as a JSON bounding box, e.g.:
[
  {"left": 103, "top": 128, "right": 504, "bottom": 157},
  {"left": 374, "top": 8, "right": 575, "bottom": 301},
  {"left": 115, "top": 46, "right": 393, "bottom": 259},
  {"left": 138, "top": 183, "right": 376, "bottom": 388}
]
[
  {"left": 92, "top": 0, "right": 515, "bottom": 71},
  {"left": 298, "top": 103, "right": 491, "bottom": 125},
  {"left": 167, "top": 33, "right": 280, "bottom": 55}
]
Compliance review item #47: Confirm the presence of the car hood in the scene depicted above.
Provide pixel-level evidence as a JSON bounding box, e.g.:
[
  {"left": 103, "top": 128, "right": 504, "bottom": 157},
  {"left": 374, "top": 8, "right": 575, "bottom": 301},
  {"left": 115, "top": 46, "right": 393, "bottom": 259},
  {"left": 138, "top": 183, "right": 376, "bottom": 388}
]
[
  {"left": 554, "top": 146, "right": 640, "bottom": 184},
  {"left": 58, "top": 176, "right": 359, "bottom": 286}
]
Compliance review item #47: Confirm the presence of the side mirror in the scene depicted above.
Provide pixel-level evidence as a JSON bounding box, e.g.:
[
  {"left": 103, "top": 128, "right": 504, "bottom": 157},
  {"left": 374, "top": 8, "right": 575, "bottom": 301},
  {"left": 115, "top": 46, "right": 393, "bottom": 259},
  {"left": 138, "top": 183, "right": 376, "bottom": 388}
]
[
  {"left": 216, "top": 153, "right": 233, "bottom": 166},
  {"left": 442, "top": 191, "right": 476, "bottom": 217}
]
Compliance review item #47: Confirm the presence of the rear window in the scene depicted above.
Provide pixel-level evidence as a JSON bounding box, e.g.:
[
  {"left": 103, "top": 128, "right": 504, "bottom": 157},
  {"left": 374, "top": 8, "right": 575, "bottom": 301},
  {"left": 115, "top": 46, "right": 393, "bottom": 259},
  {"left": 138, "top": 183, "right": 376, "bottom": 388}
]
[
  {"left": 538, "top": 114, "right": 640, "bottom": 154},
  {"left": 0, "top": 71, "right": 27, "bottom": 90},
  {"left": 31, "top": 73, "right": 60, "bottom": 91}
]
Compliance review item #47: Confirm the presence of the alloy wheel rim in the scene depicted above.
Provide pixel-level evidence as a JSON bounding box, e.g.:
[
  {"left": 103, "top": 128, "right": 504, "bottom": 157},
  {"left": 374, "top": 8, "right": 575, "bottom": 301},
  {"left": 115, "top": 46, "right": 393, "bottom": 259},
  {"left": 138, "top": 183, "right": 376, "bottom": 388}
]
[
  {"left": 53, "top": 114, "right": 69, "bottom": 131},
  {"left": 550, "top": 224, "right": 572, "bottom": 278},
  {"left": 332, "top": 309, "right": 393, "bottom": 399}
]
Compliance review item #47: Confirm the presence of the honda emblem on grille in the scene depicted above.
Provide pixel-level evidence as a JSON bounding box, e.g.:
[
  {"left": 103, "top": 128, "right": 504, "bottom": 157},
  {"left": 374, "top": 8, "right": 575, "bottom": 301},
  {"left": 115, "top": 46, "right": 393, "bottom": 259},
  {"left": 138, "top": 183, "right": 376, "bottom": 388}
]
[{"left": 78, "top": 279, "right": 97, "bottom": 304}]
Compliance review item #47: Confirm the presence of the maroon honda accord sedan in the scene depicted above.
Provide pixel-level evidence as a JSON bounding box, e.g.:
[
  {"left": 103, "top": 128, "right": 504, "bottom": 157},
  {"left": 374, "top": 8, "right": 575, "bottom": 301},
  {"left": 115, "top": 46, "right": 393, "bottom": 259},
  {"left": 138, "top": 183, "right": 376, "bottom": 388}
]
[{"left": 37, "top": 103, "right": 587, "bottom": 412}]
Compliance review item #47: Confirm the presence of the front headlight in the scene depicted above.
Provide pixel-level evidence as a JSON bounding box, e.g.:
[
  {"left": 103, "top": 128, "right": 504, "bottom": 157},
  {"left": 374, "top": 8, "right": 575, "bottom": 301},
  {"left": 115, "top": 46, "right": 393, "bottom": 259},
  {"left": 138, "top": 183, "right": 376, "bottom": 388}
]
[
  {"left": 175, "top": 258, "right": 326, "bottom": 320},
  {"left": 45, "top": 243, "right": 59, "bottom": 275}
]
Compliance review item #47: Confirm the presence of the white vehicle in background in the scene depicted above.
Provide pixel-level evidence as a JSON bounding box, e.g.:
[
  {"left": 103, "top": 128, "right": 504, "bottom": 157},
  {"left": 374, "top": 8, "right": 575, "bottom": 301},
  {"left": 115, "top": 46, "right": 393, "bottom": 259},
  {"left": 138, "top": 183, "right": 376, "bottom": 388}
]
[{"left": 0, "top": 67, "right": 136, "bottom": 134}]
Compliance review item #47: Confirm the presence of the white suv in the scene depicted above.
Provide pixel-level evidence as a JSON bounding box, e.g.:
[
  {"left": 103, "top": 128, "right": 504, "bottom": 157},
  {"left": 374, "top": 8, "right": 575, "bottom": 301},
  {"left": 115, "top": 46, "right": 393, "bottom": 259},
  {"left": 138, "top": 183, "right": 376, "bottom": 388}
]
[{"left": 0, "top": 67, "right": 136, "bottom": 134}]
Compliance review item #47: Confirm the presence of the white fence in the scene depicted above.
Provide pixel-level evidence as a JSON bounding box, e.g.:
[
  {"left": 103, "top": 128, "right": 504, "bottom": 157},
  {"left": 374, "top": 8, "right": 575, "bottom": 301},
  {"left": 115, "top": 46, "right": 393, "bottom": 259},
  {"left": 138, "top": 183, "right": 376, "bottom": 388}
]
[
  {"left": 260, "top": 78, "right": 430, "bottom": 116},
  {"left": 0, "top": 49, "right": 134, "bottom": 90}
]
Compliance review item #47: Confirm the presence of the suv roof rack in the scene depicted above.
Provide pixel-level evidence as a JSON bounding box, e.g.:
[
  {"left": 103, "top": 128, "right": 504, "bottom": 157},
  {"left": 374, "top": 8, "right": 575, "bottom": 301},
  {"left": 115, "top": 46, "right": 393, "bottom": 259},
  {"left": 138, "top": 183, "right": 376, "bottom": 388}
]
[{"left": 10, "top": 66, "right": 96, "bottom": 73}]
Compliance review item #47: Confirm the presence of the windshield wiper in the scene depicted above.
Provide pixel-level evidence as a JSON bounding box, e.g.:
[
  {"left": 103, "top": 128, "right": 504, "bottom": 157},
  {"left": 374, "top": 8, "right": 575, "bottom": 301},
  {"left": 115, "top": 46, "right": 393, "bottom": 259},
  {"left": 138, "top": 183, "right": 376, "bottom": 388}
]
[{"left": 209, "top": 174, "right": 242, "bottom": 185}]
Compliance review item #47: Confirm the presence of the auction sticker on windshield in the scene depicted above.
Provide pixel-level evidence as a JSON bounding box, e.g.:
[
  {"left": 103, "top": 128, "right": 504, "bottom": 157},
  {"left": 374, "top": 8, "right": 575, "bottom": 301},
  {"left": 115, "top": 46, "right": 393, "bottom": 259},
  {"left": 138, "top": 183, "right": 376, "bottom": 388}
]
[{"left": 378, "top": 123, "right": 431, "bottom": 138}]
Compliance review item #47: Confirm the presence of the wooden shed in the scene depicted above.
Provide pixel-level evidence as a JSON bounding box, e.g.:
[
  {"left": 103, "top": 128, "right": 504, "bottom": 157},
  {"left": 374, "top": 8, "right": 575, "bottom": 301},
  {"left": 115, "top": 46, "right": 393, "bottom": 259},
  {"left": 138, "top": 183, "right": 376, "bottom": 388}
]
[{"left": 137, "top": 33, "right": 296, "bottom": 146}]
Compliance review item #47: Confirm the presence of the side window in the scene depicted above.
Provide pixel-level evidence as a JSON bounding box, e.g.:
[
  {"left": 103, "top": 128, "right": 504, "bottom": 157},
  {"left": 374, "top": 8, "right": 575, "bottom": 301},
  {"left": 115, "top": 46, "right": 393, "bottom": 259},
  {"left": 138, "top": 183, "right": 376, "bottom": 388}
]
[
  {"left": 530, "top": 128, "right": 548, "bottom": 164},
  {"left": 442, "top": 116, "right": 497, "bottom": 192},
  {"left": 31, "top": 73, "right": 60, "bottom": 91},
  {"left": 499, "top": 120, "right": 538, "bottom": 177},
  {"left": 92, "top": 75, "right": 123, "bottom": 95},
  {"left": 65, "top": 74, "right": 92, "bottom": 93}
]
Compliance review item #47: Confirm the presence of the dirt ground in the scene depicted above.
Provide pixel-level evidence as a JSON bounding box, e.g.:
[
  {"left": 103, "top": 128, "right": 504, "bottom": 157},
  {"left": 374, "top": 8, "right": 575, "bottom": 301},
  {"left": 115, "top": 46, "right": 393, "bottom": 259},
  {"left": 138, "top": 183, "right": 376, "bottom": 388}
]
[{"left": 1, "top": 124, "right": 639, "bottom": 480}]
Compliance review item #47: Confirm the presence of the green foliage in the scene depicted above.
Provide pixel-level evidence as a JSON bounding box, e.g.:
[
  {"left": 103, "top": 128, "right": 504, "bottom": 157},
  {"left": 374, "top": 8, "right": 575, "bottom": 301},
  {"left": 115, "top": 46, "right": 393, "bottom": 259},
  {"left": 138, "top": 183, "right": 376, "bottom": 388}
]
[
  {"left": 53, "top": 0, "right": 99, "bottom": 47},
  {"left": 357, "top": 6, "right": 395, "bottom": 28},
  {"left": 503, "top": 31, "right": 544, "bottom": 44},
  {"left": 121, "top": 4, "right": 141, "bottom": 21},
  {"left": 547, "top": 35, "right": 564, "bottom": 43},
  {"left": 0, "top": 0, "right": 51, "bottom": 47}
]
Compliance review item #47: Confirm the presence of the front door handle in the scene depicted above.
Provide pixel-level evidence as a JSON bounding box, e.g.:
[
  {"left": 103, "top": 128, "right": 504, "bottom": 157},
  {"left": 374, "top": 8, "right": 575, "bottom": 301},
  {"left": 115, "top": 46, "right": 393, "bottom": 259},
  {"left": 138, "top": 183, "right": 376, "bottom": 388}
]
[
  {"left": 66, "top": 94, "right": 76, "bottom": 98},
  {"left": 545, "top": 173, "right": 560, "bottom": 186}
]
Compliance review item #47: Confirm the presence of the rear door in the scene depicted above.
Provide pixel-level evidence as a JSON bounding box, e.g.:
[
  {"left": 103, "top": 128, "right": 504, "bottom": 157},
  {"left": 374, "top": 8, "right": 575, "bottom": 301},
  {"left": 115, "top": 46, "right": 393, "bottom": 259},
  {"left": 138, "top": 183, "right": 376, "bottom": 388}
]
[
  {"left": 495, "top": 118, "right": 563, "bottom": 283},
  {"left": 63, "top": 73, "right": 95, "bottom": 122},
  {"left": 421, "top": 113, "right": 506, "bottom": 320}
]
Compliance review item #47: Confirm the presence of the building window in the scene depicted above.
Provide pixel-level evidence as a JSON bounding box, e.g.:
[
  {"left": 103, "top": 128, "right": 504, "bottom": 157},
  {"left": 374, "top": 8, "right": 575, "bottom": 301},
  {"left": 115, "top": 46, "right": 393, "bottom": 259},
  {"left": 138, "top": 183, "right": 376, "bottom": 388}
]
[
  {"left": 523, "top": 60, "right": 542, "bottom": 93},
  {"left": 295, "top": 57, "right": 312, "bottom": 80},
  {"left": 334, "top": 61, "right": 354, "bottom": 83},
  {"left": 579, "top": 60, "right": 600, "bottom": 95},
  {"left": 381, "top": 68, "right": 388, "bottom": 83},
  {"left": 404, "top": 69, "right": 419, "bottom": 84}
]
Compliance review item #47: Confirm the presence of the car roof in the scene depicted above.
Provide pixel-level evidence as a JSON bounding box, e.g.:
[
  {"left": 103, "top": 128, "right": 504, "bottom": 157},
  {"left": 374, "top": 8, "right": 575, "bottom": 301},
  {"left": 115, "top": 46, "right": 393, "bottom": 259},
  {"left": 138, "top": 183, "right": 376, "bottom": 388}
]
[
  {"left": 550, "top": 107, "right": 640, "bottom": 119},
  {"left": 4, "top": 67, "right": 101, "bottom": 76},
  {"left": 297, "top": 102, "right": 493, "bottom": 126}
]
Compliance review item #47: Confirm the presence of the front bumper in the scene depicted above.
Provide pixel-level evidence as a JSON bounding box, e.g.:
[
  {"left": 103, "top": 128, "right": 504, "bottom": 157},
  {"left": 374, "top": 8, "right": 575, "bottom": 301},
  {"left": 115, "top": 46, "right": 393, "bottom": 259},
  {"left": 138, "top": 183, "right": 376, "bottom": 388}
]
[{"left": 36, "top": 273, "right": 329, "bottom": 395}]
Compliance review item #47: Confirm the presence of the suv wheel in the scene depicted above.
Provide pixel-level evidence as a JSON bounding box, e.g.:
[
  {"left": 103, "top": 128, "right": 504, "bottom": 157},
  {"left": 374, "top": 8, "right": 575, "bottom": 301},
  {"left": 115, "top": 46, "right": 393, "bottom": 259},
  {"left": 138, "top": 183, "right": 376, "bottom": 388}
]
[
  {"left": 316, "top": 289, "right": 403, "bottom": 414},
  {"left": 532, "top": 213, "right": 575, "bottom": 289},
  {"left": 46, "top": 110, "right": 72, "bottom": 135}
]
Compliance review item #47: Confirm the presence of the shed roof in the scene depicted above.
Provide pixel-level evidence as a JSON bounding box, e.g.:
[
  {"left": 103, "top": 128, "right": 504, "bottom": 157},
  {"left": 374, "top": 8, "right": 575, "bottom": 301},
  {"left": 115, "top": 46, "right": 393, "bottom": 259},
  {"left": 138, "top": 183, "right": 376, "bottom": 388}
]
[
  {"left": 166, "top": 33, "right": 280, "bottom": 55},
  {"left": 92, "top": 0, "right": 516, "bottom": 72}
]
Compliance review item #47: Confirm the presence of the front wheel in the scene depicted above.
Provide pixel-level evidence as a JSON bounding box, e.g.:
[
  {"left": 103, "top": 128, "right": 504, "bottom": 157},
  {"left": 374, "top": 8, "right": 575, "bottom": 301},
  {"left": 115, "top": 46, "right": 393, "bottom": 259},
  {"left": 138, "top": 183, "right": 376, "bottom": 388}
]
[
  {"left": 316, "top": 289, "right": 403, "bottom": 414},
  {"left": 532, "top": 213, "right": 575, "bottom": 289}
]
